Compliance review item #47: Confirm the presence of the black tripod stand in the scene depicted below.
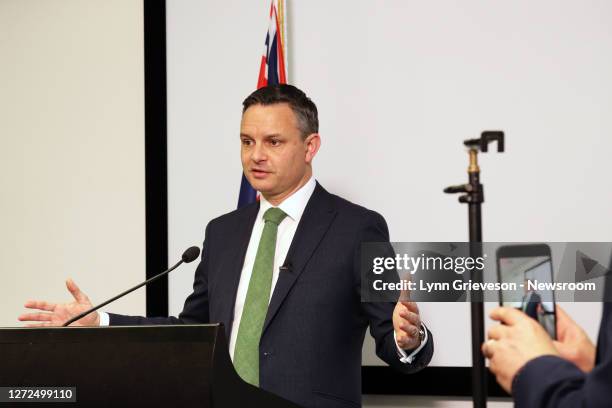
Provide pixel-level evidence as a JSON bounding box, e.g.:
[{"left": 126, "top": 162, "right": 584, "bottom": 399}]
[{"left": 444, "top": 131, "right": 505, "bottom": 408}]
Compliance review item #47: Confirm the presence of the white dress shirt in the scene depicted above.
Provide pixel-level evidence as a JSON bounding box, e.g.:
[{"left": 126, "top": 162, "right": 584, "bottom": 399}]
[
  {"left": 228, "top": 176, "right": 317, "bottom": 358},
  {"left": 100, "top": 175, "right": 427, "bottom": 362}
]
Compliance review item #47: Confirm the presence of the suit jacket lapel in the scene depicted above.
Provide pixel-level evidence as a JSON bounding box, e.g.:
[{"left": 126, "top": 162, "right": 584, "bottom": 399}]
[
  {"left": 262, "top": 183, "right": 337, "bottom": 334},
  {"left": 217, "top": 202, "right": 259, "bottom": 340}
]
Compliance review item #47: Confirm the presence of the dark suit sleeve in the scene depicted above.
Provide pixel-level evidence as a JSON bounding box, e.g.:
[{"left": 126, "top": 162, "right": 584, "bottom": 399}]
[
  {"left": 512, "top": 303, "right": 612, "bottom": 408},
  {"left": 108, "top": 223, "right": 212, "bottom": 326},
  {"left": 513, "top": 356, "right": 604, "bottom": 408},
  {"left": 357, "top": 211, "right": 433, "bottom": 373}
]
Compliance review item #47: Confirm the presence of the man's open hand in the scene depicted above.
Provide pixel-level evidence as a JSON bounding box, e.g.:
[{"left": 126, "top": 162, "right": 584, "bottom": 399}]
[
  {"left": 18, "top": 278, "right": 99, "bottom": 327},
  {"left": 393, "top": 301, "right": 422, "bottom": 350}
]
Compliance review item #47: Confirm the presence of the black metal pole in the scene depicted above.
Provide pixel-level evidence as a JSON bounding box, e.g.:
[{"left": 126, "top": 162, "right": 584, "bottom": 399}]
[
  {"left": 144, "top": 0, "right": 169, "bottom": 317},
  {"left": 445, "top": 131, "right": 504, "bottom": 408},
  {"left": 468, "top": 170, "right": 486, "bottom": 408}
]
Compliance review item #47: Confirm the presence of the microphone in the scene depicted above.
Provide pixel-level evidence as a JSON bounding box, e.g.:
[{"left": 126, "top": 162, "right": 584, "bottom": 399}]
[
  {"left": 62, "top": 246, "right": 201, "bottom": 327},
  {"left": 181, "top": 246, "right": 201, "bottom": 263},
  {"left": 279, "top": 261, "right": 292, "bottom": 273}
]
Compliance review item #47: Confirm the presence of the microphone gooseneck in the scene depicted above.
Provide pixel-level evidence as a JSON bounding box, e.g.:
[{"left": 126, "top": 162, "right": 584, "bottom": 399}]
[{"left": 62, "top": 246, "right": 201, "bottom": 327}]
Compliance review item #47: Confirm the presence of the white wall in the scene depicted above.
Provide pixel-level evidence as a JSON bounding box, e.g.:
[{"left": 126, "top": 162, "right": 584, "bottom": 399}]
[{"left": 0, "top": 0, "right": 146, "bottom": 326}]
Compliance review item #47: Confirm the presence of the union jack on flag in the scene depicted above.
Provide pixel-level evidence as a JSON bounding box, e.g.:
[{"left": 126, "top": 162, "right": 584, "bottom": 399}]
[
  {"left": 237, "top": 0, "right": 287, "bottom": 208},
  {"left": 257, "top": 0, "right": 287, "bottom": 88}
]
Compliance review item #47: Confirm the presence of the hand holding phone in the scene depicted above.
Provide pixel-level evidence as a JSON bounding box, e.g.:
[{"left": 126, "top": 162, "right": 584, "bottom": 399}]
[{"left": 553, "top": 305, "right": 596, "bottom": 372}]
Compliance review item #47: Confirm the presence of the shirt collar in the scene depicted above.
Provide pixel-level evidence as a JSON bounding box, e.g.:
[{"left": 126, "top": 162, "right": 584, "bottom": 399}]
[{"left": 259, "top": 176, "right": 316, "bottom": 222}]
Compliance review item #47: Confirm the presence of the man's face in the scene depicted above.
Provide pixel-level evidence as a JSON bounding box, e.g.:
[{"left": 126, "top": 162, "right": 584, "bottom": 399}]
[{"left": 240, "top": 103, "right": 319, "bottom": 202}]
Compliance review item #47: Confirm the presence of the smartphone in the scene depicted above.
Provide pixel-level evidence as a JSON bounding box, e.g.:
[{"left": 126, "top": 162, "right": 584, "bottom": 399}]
[{"left": 496, "top": 244, "right": 557, "bottom": 339}]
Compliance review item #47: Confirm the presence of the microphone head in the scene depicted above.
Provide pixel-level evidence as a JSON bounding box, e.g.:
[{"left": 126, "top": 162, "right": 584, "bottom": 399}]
[{"left": 182, "top": 246, "right": 201, "bottom": 263}]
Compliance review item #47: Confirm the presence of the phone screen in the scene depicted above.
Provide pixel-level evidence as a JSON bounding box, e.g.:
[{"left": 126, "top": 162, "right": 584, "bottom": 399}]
[{"left": 497, "top": 244, "right": 557, "bottom": 339}]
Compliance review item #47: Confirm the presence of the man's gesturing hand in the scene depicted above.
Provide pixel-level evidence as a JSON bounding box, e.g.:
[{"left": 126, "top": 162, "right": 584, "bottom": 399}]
[
  {"left": 393, "top": 301, "right": 422, "bottom": 350},
  {"left": 18, "top": 278, "right": 100, "bottom": 327}
]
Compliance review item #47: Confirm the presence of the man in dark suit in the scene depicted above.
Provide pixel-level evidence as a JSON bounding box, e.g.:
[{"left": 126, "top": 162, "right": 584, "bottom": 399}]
[
  {"left": 20, "top": 84, "right": 433, "bottom": 407},
  {"left": 482, "top": 301, "right": 611, "bottom": 407}
]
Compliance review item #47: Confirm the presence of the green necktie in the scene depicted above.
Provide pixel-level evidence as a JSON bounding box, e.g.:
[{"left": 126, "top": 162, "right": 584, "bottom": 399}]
[{"left": 233, "top": 207, "right": 287, "bottom": 386}]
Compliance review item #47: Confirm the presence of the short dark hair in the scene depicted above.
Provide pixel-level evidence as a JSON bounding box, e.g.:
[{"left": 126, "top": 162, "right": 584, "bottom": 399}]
[{"left": 242, "top": 84, "right": 319, "bottom": 139}]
